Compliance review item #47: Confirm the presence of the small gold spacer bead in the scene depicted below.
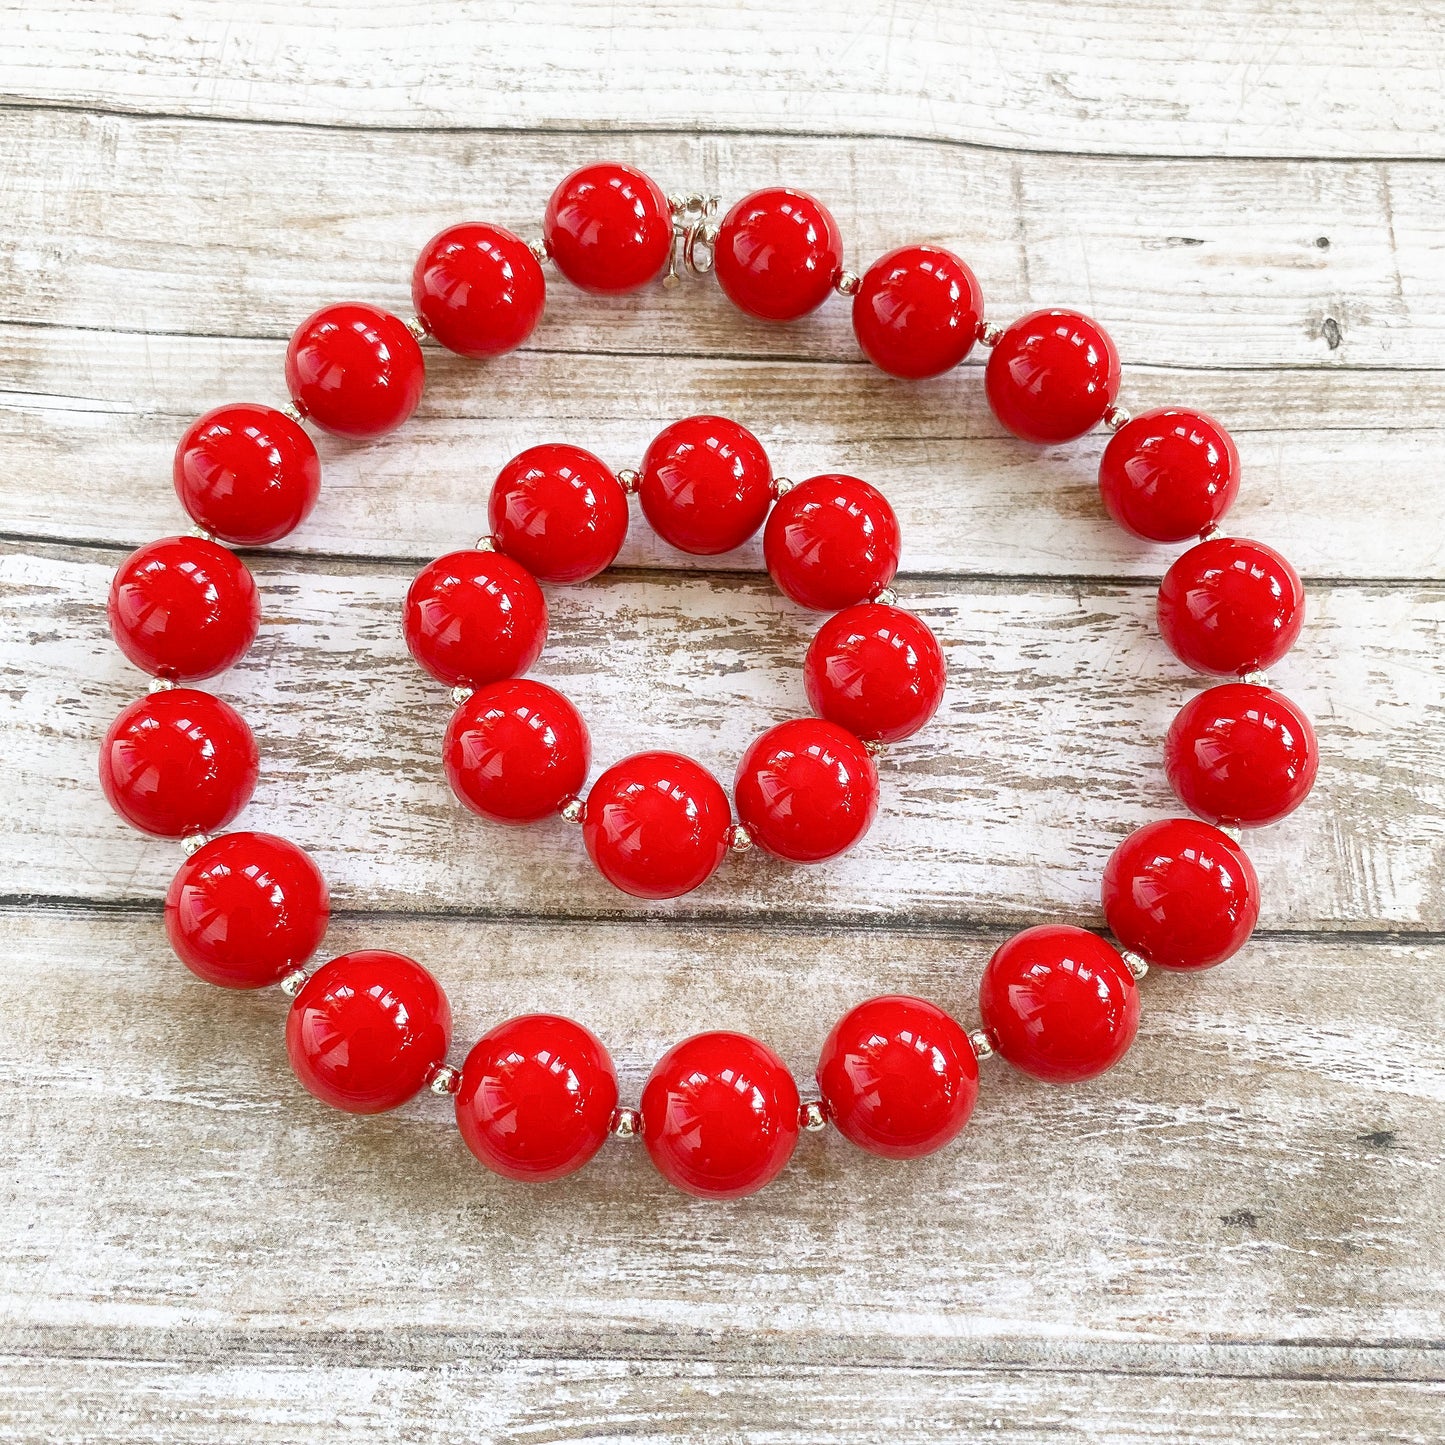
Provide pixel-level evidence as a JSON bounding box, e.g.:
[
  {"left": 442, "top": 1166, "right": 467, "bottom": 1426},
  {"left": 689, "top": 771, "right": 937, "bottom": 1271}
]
[
  {"left": 726, "top": 823, "right": 753, "bottom": 853},
  {"left": 1241, "top": 669, "right": 1269, "bottom": 687},
  {"left": 1219, "top": 824, "right": 1244, "bottom": 843},
  {"left": 617, "top": 468, "right": 641, "bottom": 495},
  {"left": 872, "top": 586, "right": 898, "bottom": 607},
  {"left": 474, "top": 534, "right": 497, "bottom": 552},
  {"left": 978, "top": 321, "right": 1004, "bottom": 348},
  {"left": 863, "top": 739, "right": 888, "bottom": 757},
  {"left": 1120, "top": 949, "right": 1150, "bottom": 980},
  {"left": 180, "top": 832, "right": 211, "bottom": 856},
  {"left": 450, "top": 685, "right": 474, "bottom": 706},
  {"left": 278, "top": 968, "right": 309, "bottom": 998},
  {"left": 528, "top": 238, "right": 550, "bottom": 265},
  {"left": 611, "top": 1106, "right": 642, "bottom": 1139},
  {"left": 429, "top": 1064, "right": 462, "bottom": 1096},
  {"left": 1103, "top": 404, "right": 1132, "bottom": 432},
  {"left": 405, "top": 315, "right": 429, "bottom": 343},
  {"left": 834, "top": 270, "right": 861, "bottom": 297},
  {"left": 968, "top": 1028, "right": 996, "bottom": 1062},
  {"left": 147, "top": 676, "right": 177, "bottom": 694},
  {"left": 559, "top": 797, "right": 585, "bottom": 824},
  {"left": 280, "top": 401, "right": 306, "bottom": 426},
  {"left": 799, "top": 1100, "right": 829, "bottom": 1132},
  {"left": 769, "top": 476, "right": 794, "bottom": 500}
]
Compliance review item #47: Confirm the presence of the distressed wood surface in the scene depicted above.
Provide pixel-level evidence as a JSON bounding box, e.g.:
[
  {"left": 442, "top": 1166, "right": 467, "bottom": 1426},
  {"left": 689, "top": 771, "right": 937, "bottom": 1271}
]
[{"left": 3, "top": 2, "right": 1444, "bottom": 1441}]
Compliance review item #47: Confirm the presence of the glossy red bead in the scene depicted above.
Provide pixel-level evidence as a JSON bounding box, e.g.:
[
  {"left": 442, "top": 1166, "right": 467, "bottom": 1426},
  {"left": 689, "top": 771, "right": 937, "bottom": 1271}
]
[
  {"left": 734, "top": 719, "right": 879, "bottom": 863},
  {"left": 639, "top": 414, "right": 773, "bottom": 555},
  {"left": 984, "top": 309, "right": 1121, "bottom": 444},
  {"left": 713, "top": 188, "right": 844, "bottom": 322},
  {"left": 640, "top": 1031, "right": 800, "bottom": 1199},
  {"left": 412, "top": 222, "right": 545, "bottom": 358},
  {"left": 803, "top": 603, "right": 946, "bottom": 743},
  {"left": 1102, "top": 818, "right": 1259, "bottom": 972},
  {"left": 852, "top": 245, "right": 984, "bottom": 379},
  {"left": 979, "top": 925, "right": 1141, "bottom": 1084},
  {"left": 107, "top": 536, "right": 260, "bottom": 681},
  {"left": 489, "top": 443, "right": 629, "bottom": 583},
  {"left": 582, "top": 751, "right": 731, "bottom": 899},
  {"left": 164, "top": 832, "right": 329, "bottom": 988},
  {"left": 1158, "top": 538, "right": 1305, "bottom": 676},
  {"left": 455, "top": 1014, "right": 618, "bottom": 1182},
  {"left": 285, "top": 303, "right": 425, "bottom": 439},
  {"left": 1099, "top": 408, "right": 1240, "bottom": 542},
  {"left": 98, "top": 689, "right": 259, "bottom": 838},
  {"left": 763, "top": 474, "right": 901, "bottom": 611},
  {"left": 816, "top": 995, "right": 979, "bottom": 1158},
  {"left": 403, "top": 549, "right": 548, "bottom": 689},
  {"left": 444, "top": 679, "right": 590, "bottom": 826},
  {"left": 286, "top": 950, "right": 450, "bottom": 1114},
  {"left": 1164, "top": 683, "right": 1319, "bottom": 827},
  {"left": 542, "top": 162, "right": 673, "bottom": 295},
  {"left": 173, "top": 404, "right": 321, "bottom": 545}
]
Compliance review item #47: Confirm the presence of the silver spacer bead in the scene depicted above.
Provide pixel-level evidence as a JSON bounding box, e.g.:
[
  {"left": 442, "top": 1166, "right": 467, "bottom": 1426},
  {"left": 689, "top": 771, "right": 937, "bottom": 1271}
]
[
  {"left": 429, "top": 1064, "right": 461, "bottom": 1097},
  {"left": 872, "top": 586, "right": 898, "bottom": 607},
  {"left": 278, "top": 968, "right": 309, "bottom": 998},
  {"left": 450, "top": 684, "right": 474, "bottom": 706},
  {"left": 834, "top": 270, "right": 861, "bottom": 297},
  {"left": 617, "top": 467, "right": 641, "bottom": 495},
  {"left": 405, "top": 315, "right": 429, "bottom": 343},
  {"left": 180, "top": 832, "right": 211, "bottom": 856},
  {"left": 799, "top": 1099, "right": 828, "bottom": 1132},
  {"left": 968, "top": 1028, "right": 996, "bottom": 1062},
  {"left": 1219, "top": 823, "right": 1244, "bottom": 843},
  {"left": 610, "top": 1106, "right": 642, "bottom": 1139},
  {"left": 769, "top": 476, "right": 794, "bottom": 500},
  {"left": 863, "top": 738, "right": 888, "bottom": 757},
  {"left": 1103, "top": 404, "right": 1132, "bottom": 432},
  {"left": 726, "top": 823, "right": 753, "bottom": 853},
  {"left": 1241, "top": 669, "right": 1269, "bottom": 687},
  {"left": 474, "top": 534, "right": 497, "bottom": 552},
  {"left": 559, "top": 796, "right": 585, "bottom": 824},
  {"left": 1120, "top": 948, "right": 1150, "bottom": 980},
  {"left": 978, "top": 321, "right": 1004, "bottom": 348},
  {"left": 187, "top": 524, "right": 217, "bottom": 543},
  {"left": 528, "top": 237, "right": 550, "bottom": 265},
  {"left": 147, "top": 676, "right": 177, "bottom": 694},
  {"left": 280, "top": 401, "right": 307, "bottom": 426}
]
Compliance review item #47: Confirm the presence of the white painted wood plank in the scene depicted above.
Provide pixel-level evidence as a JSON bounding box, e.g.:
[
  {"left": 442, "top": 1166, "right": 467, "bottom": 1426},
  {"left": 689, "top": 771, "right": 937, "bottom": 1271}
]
[
  {"left": 3, "top": 0, "right": 1442, "bottom": 160},
  {"left": 6, "top": 546, "right": 1442, "bottom": 931}
]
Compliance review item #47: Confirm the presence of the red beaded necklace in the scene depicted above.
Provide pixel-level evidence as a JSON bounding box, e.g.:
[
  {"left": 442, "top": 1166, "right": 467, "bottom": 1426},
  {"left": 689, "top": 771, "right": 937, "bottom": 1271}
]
[{"left": 99, "top": 161, "right": 1318, "bottom": 1200}]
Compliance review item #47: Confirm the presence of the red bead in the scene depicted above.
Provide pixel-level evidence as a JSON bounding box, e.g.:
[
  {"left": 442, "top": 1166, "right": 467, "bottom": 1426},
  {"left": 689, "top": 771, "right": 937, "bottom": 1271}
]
[
  {"left": 582, "top": 751, "right": 731, "bottom": 899},
  {"left": 978, "top": 925, "right": 1140, "bottom": 1084},
  {"left": 286, "top": 950, "right": 450, "bottom": 1114},
  {"left": 403, "top": 549, "right": 547, "bottom": 689},
  {"left": 1099, "top": 408, "right": 1240, "bottom": 542},
  {"left": 164, "top": 832, "right": 329, "bottom": 988},
  {"left": 638, "top": 415, "right": 773, "bottom": 556},
  {"left": 411, "top": 222, "right": 545, "bottom": 358},
  {"left": 1164, "top": 683, "right": 1319, "bottom": 827},
  {"left": 285, "top": 304, "right": 425, "bottom": 439},
  {"left": 984, "top": 309, "right": 1121, "bottom": 444},
  {"left": 108, "top": 536, "right": 260, "bottom": 681},
  {"left": 734, "top": 719, "right": 879, "bottom": 863},
  {"left": 455, "top": 1014, "right": 618, "bottom": 1182},
  {"left": 763, "top": 474, "right": 900, "bottom": 611},
  {"left": 852, "top": 245, "right": 984, "bottom": 379},
  {"left": 1102, "top": 818, "right": 1259, "bottom": 972},
  {"left": 816, "top": 995, "right": 979, "bottom": 1158},
  {"left": 489, "top": 443, "right": 629, "bottom": 583},
  {"left": 98, "top": 689, "right": 259, "bottom": 838},
  {"left": 1158, "top": 538, "right": 1305, "bottom": 676},
  {"left": 713, "top": 188, "right": 844, "bottom": 322},
  {"left": 174, "top": 404, "right": 321, "bottom": 545},
  {"left": 803, "top": 603, "right": 945, "bottom": 743},
  {"left": 640, "top": 1032, "right": 800, "bottom": 1199},
  {"left": 444, "top": 679, "right": 590, "bottom": 826},
  {"left": 542, "top": 162, "right": 672, "bottom": 295}
]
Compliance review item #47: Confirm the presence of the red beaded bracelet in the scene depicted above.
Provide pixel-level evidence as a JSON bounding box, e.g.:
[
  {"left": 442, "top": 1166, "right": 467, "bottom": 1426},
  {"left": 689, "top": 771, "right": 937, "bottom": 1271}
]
[{"left": 98, "top": 160, "right": 1319, "bottom": 1200}]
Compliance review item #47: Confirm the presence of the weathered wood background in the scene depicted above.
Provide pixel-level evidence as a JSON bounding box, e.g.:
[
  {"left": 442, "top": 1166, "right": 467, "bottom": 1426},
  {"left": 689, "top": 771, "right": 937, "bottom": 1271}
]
[{"left": 2, "top": 3, "right": 1442, "bottom": 1441}]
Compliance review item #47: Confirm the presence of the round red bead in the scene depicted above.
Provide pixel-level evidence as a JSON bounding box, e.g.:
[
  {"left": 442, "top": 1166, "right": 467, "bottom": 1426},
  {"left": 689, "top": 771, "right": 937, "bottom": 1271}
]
[
  {"left": 489, "top": 443, "right": 628, "bottom": 584},
  {"left": 582, "top": 751, "right": 731, "bottom": 899},
  {"left": 1158, "top": 537, "right": 1305, "bottom": 676},
  {"left": 713, "top": 188, "right": 844, "bottom": 322},
  {"left": 1102, "top": 817, "right": 1259, "bottom": 972},
  {"left": 543, "top": 162, "right": 673, "bottom": 295},
  {"left": 1164, "top": 683, "right": 1319, "bottom": 827},
  {"left": 638, "top": 414, "right": 773, "bottom": 556},
  {"left": 852, "top": 245, "right": 984, "bottom": 379},
  {"left": 734, "top": 718, "right": 879, "bottom": 863},
  {"left": 641, "top": 1031, "right": 800, "bottom": 1199},
  {"left": 285, "top": 303, "right": 425, "bottom": 439},
  {"left": 455, "top": 1014, "right": 618, "bottom": 1182},
  {"left": 763, "top": 474, "right": 901, "bottom": 612},
  {"left": 108, "top": 536, "right": 260, "bottom": 681},
  {"left": 984, "top": 309, "right": 1120, "bottom": 445},
  {"left": 979, "top": 925, "right": 1140, "bottom": 1084},
  {"left": 98, "top": 689, "right": 259, "bottom": 837},
  {"left": 803, "top": 603, "right": 945, "bottom": 743},
  {"left": 403, "top": 549, "right": 548, "bottom": 689},
  {"left": 444, "top": 679, "right": 590, "bottom": 826},
  {"left": 411, "top": 222, "right": 545, "bottom": 358},
  {"left": 173, "top": 404, "right": 321, "bottom": 545},
  {"left": 164, "top": 832, "right": 329, "bottom": 988},
  {"left": 286, "top": 950, "right": 451, "bottom": 1114},
  {"left": 816, "top": 995, "right": 979, "bottom": 1158},
  {"left": 1099, "top": 408, "right": 1240, "bottom": 542}
]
